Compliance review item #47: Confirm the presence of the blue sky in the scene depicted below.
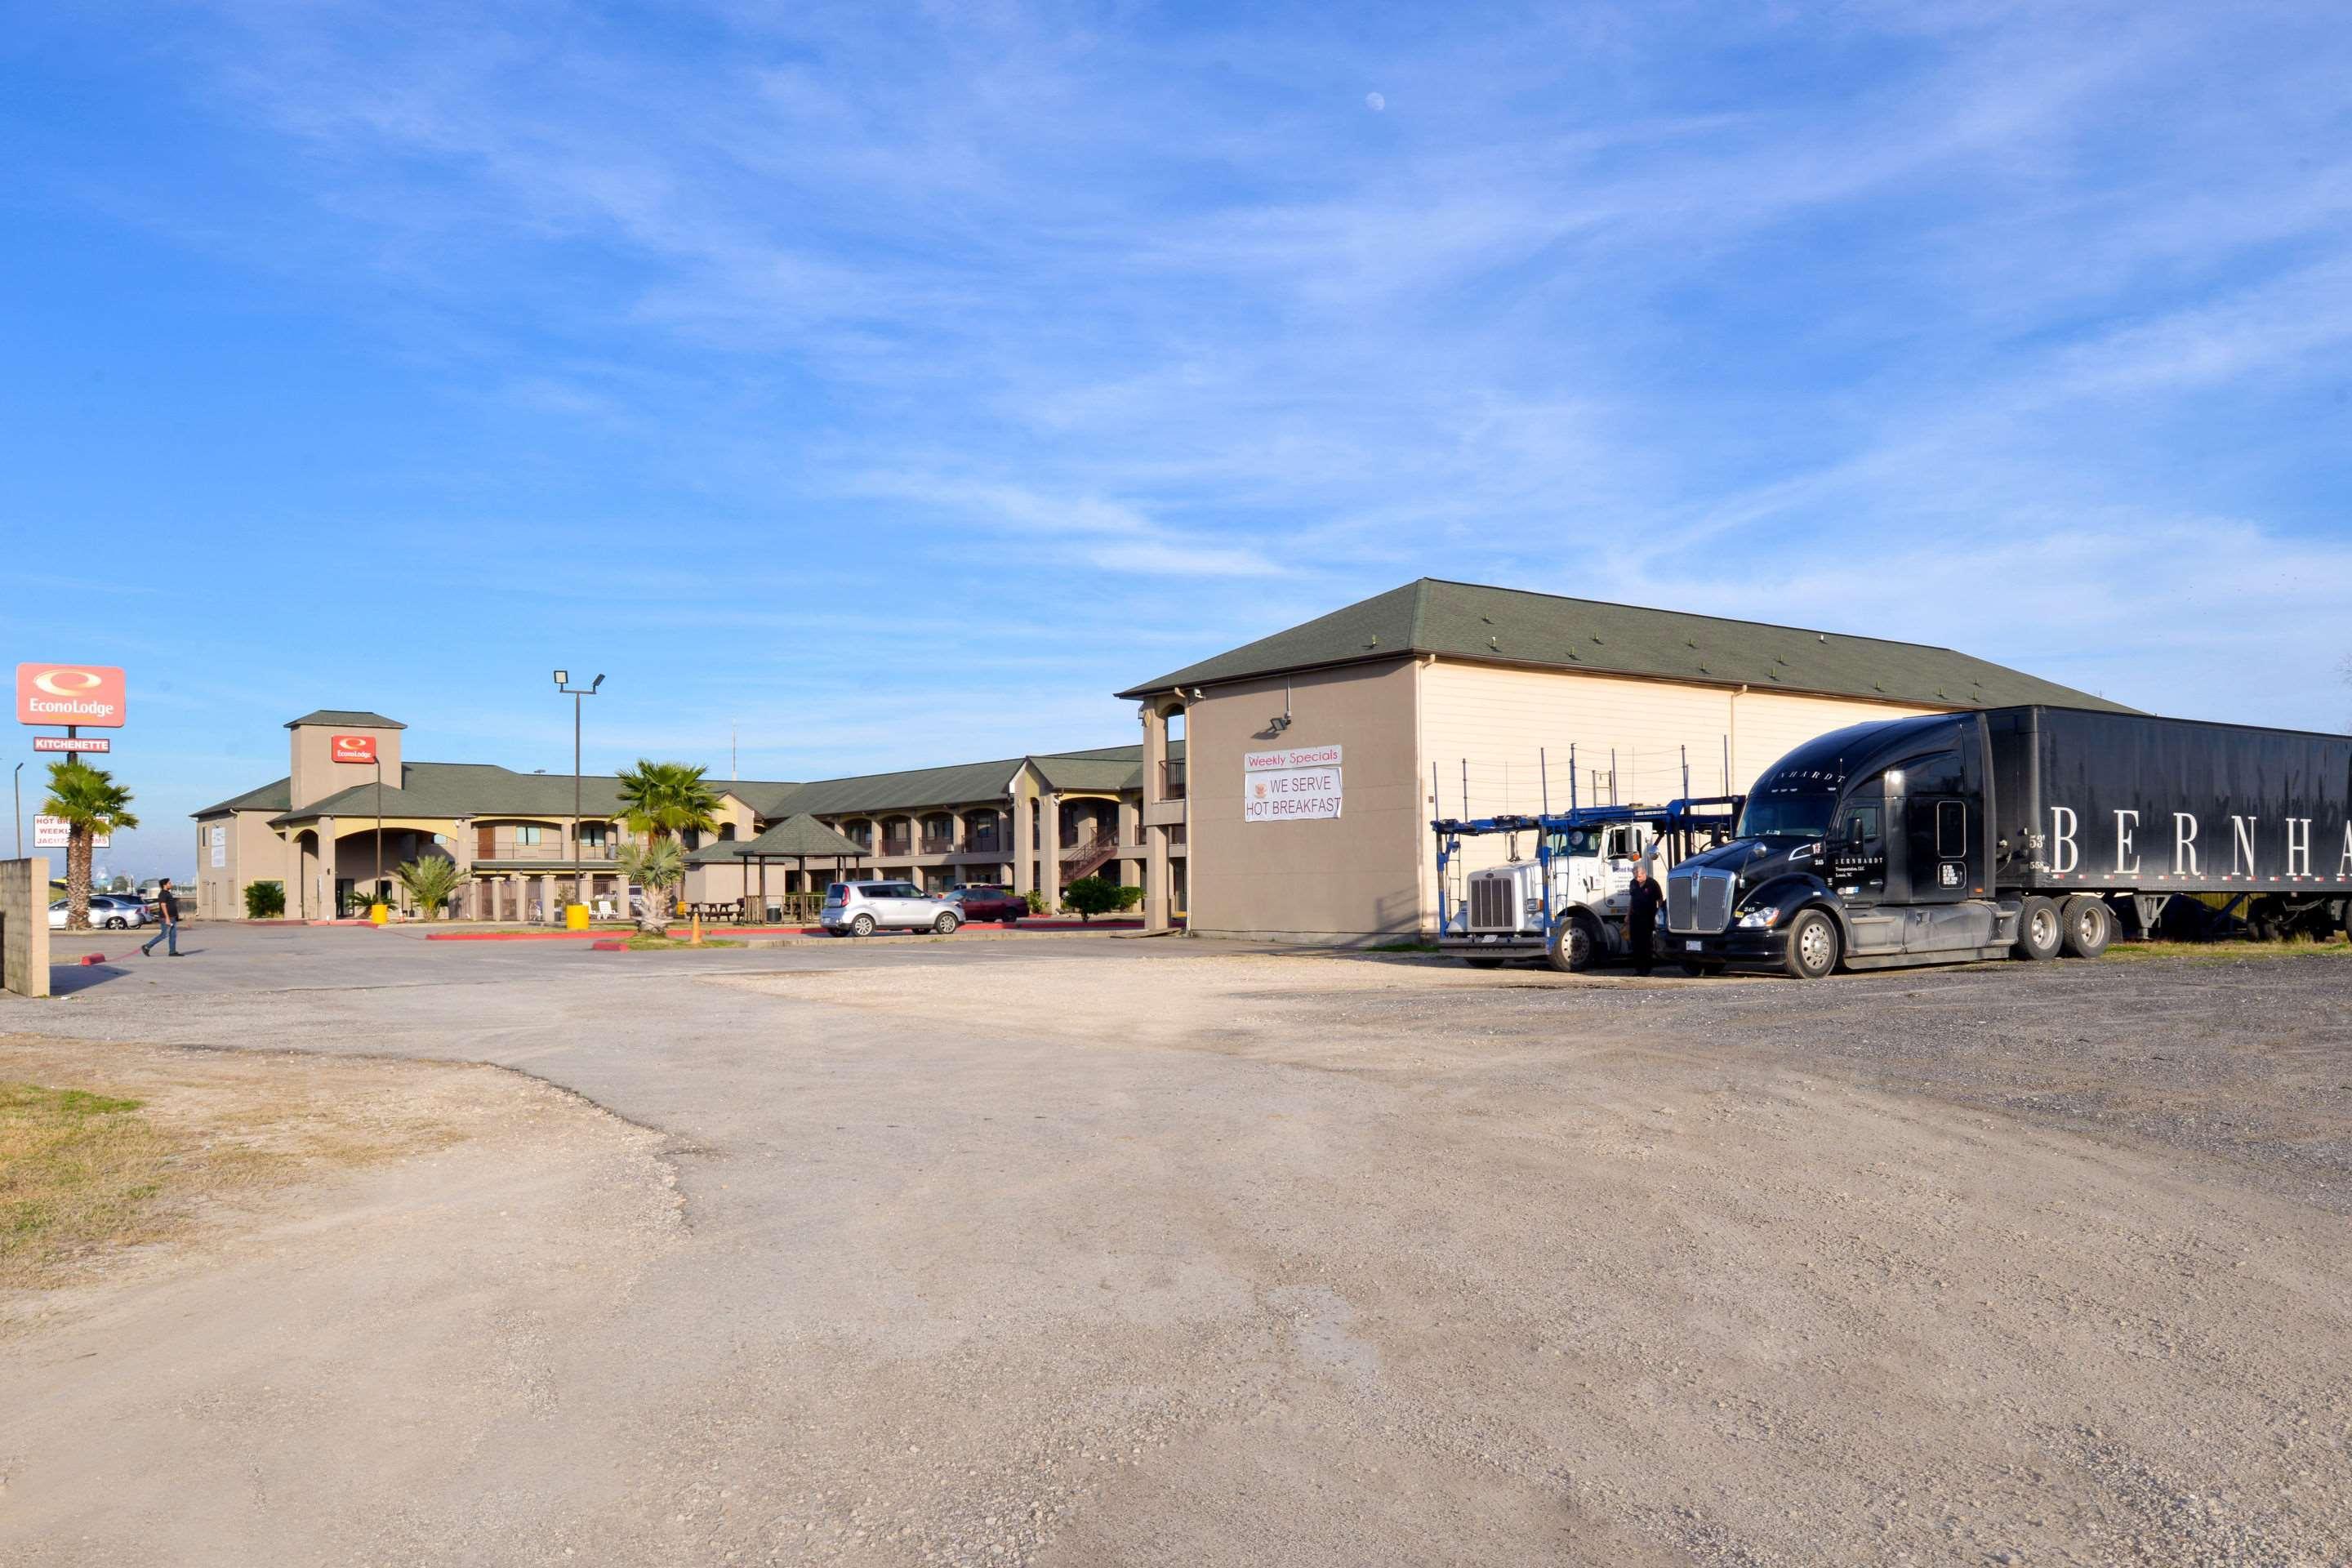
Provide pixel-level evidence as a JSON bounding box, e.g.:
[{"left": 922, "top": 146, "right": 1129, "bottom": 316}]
[{"left": 7, "top": 1, "right": 2350, "bottom": 878}]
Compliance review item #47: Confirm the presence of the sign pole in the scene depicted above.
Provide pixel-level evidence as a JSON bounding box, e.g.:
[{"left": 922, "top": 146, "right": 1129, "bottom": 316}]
[{"left": 376, "top": 755, "right": 384, "bottom": 908}]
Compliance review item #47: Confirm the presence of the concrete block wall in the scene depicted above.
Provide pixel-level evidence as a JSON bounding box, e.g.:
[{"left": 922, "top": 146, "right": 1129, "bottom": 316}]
[{"left": 2, "top": 856, "right": 52, "bottom": 999}]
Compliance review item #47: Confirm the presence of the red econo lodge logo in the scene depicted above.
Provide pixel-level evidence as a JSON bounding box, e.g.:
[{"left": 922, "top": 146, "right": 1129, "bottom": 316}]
[
  {"left": 16, "top": 664, "right": 127, "bottom": 728},
  {"left": 331, "top": 733, "right": 377, "bottom": 764}
]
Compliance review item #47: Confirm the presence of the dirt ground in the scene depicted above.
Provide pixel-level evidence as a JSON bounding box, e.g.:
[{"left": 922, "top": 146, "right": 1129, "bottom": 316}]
[{"left": 2, "top": 934, "right": 2347, "bottom": 1566}]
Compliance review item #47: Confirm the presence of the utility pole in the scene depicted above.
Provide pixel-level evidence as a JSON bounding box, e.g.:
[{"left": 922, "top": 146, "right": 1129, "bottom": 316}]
[
  {"left": 374, "top": 753, "right": 384, "bottom": 909},
  {"left": 12, "top": 760, "right": 23, "bottom": 858}
]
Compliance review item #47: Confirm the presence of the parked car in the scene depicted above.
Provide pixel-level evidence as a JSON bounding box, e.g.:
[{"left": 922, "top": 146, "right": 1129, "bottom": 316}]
[
  {"left": 943, "top": 884, "right": 1026, "bottom": 923},
  {"left": 49, "top": 896, "right": 149, "bottom": 930},
  {"left": 820, "top": 880, "right": 962, "bottom": 937}
]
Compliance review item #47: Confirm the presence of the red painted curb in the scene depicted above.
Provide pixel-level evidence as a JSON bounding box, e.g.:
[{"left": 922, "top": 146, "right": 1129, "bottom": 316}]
[
  {"left": 78, "top": 952, "right": 106, "bottom": 966},
  {"left": 590, "top": 938, "right": 629, "bottom": 951}
]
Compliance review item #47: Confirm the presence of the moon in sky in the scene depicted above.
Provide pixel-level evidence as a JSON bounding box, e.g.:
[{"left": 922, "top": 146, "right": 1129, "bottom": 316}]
[{"left": 1365, "top": 91, "right": 1386, "bottom": 112}]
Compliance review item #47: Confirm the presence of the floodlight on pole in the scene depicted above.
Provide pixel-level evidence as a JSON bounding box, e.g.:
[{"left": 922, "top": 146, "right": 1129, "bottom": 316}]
[{"left": 555, "top": 671, "right": 605, "bottom": 915}]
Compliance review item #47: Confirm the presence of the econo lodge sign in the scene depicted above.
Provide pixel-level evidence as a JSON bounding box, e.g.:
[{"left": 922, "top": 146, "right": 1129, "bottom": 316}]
[
  {"left": 16, "top": 664, "right": 127, "bottom": 728},
  {"left": 331, "top": 733, "right": 378, "bottom": 764}
]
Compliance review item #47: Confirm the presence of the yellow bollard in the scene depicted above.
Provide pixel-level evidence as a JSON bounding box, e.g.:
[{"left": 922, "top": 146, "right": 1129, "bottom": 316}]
[
  {"left": 689, "top": 914, "right": 702, "bottom": 946},
  {"left": 368, "top": 902, "right": 389, "bottom": 925},
  {"left": 564, "top": 903, "right": 590, "bottom": 931}
]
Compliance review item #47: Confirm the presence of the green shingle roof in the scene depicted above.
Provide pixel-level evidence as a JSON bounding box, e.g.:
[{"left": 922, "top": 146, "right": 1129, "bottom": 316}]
[
  {"left": 194, "top": 777, "right": 292, "bottom": 817},
  {"left": 1115, "top": 578, "right": 2132, "bottom": 712},
  {"left": 684, "top": 813, "right": 869, "bottom": 866},
  {"left": 286, "top": 710, "right": 407, "bottom": 729},
  {"left": 212, "top": 746, "right": 1185, "bottom": 828}
]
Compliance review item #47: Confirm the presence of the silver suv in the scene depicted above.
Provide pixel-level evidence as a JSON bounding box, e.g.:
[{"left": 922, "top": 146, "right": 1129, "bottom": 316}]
[{"left": 821, "top": 880, "right": 962, "bottom": 938}]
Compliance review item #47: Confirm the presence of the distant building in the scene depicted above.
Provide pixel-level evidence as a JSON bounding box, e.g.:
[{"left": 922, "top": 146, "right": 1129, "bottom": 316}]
[
  {"left": 1118, "top": 578, "right": 2127, "bottom": 943},
  {"left": 192, "top": 710, "right": 1183, "bottom": 920}
]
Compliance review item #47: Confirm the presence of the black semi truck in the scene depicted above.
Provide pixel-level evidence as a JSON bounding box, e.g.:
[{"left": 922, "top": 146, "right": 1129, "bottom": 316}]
[{"left": 1668, "top": 706, "right": 2352, "bottom": 978}]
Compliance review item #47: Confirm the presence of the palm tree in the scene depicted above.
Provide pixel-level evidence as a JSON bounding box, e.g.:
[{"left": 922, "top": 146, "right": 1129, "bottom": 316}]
[
  {"left": 392, "top": 855, "right": 468, "bottom": 921},
  {"left": 617, "top": 837, "right": 687, "bottom": 933},
  {"left": 613, "top": 760, "right": 722, "bottom": 929},
  {"left": 41, "top": 760, "right": 140, "bottom": 931}
]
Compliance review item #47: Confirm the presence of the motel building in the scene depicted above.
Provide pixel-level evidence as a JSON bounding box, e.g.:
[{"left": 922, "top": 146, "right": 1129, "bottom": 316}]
[
  {"left": 1119, "top": 577, "right": 2125, "bottom": 944},
  {"left": 193, "top": 710, "right": 1186, "bottom": 922}
]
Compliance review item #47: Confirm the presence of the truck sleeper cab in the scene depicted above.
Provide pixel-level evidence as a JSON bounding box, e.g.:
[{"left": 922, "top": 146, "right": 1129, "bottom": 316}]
[{"left": 1673, "top": 706, "right": 2352, "bottom": 978}]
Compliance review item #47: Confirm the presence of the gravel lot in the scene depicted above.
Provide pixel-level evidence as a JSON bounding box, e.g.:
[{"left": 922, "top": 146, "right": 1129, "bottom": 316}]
[{"left": 3, "top": 928, "right": 2347, "bottom": 1566}]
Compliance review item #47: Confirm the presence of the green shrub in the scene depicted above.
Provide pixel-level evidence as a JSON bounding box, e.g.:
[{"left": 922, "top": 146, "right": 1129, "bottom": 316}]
[
  {"left": 1062, "top": 877, "right": 1143, "bottom": 921},
  {"left": 243, "top": 880, "right": 285, "bottom": 919}
]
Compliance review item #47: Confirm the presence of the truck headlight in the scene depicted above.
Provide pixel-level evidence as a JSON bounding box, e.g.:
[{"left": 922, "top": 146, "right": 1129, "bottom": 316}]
[
  {"left": 1735, "top": 906, "right": 1781, "bottom": 929},
  {"left": 1525, "top": 897, "right": 1544, "bottom": 917}
]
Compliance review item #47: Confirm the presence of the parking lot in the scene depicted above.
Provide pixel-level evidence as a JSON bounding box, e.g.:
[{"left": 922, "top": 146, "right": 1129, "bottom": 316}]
[{"left": 6, "top": 924, "right": 2350, "bottom": 1566}]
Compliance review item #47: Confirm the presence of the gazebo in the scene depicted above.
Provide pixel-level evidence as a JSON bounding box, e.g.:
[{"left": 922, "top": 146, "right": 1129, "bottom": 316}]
[{"left": 687, "top": 813, "right": 871, "bottom": 922}]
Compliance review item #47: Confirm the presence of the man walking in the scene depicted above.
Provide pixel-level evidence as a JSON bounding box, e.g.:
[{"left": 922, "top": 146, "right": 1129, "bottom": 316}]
[
  {"left": 140, "top": 876, "right": 182, "bottom": 957},
  {"left": 1624, "top": 858, "right": 1665, "bottom": 977}
]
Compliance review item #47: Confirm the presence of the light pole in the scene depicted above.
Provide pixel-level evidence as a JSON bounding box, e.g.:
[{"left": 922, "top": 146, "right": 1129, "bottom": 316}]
[
  {"left": 554, "top": 671, "right": 604, "bottom": 913},
  {"left": 12, "top": 760, "right": 22, "bottom": 859}
]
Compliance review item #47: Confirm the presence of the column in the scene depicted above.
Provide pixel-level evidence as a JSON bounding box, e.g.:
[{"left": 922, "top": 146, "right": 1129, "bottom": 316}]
[
  {"left": 452, "top": 816, "right": 475, "bottom": 922},
  {"left": 537, "top": 873, "right": 555, "bottom": 924},
  {"left": 1040, "top": 791, "right": 1062, "bottom": 912},
  {"left": 1012, "top": 790, "right": 1034, "bottom": 898},
  {"left": 317, "top": 817, "right": 338, "bottom": 922},
  {"left": 1141, "top": 705, "right": 1172, "bottom": 933},
  {"left": 1120, "top": 797, "right": 1142, "bottom": 889}
]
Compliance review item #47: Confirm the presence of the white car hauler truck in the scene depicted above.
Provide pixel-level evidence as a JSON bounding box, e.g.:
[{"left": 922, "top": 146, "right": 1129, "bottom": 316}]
[{"left": 1435, "top": 798, "right": 1743, "bottom": 971}]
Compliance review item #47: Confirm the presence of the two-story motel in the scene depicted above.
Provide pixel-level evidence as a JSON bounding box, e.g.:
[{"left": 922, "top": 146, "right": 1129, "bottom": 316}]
[
  {"left": 194, "top": 579, "right": 2117, "bottom": 937},
  {"left": 193, "top": 710, "right": 1185, "bottom": 921}
]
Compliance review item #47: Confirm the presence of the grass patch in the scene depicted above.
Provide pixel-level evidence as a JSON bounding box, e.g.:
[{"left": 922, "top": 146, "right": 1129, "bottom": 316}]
[
  {"left": 2100, "top": 936, "right": 2352, "bottom": 963},
  {"left": 624, "top": 934, "right": 741, "bottom": 951},
  {"left": 2, "top": 1082, "right": 172, "bottom": 1288},
  {"left": 1365, "top": 940, "right": 1441, "bottom": 954}
]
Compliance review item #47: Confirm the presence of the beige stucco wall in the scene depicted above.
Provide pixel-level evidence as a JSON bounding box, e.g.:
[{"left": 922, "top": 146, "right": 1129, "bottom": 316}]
[
  {"left": 288, "top": 721, "right": 404, "bottom": 811},
  {"left": 3, "top": 856, "right": 51, "bottom": 997},
  {"left": 1183, "top": 659, "right": 1426, "bottom": 943},
  {"left": 1418, "top": 657, "right": 1944, "bottom": 898},
  {"left": 195, "top": 808, "right": 299, "bottom": 920}
]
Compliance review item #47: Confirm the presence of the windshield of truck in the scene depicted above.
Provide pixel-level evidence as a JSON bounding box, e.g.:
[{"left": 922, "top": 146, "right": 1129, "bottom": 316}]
[
  {"left": 1738, "top": 792, "right": 1837, "bottom": 840},
  {"left": 1547, "top": 827, "right": 1602, "bottom": 857}
]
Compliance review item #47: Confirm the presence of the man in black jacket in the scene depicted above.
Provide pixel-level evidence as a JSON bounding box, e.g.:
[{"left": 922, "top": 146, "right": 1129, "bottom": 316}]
[
  {"left": 140, "top": 877, "right": 182, "bottom": 957},
  {"left": 1624, "top": 859, "right": 1665, "bottom": 977}
]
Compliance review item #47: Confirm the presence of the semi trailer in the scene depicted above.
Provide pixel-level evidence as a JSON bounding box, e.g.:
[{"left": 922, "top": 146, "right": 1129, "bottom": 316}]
[{"left": 1670, "top": 705, "right": 2352, "bottom": 978}]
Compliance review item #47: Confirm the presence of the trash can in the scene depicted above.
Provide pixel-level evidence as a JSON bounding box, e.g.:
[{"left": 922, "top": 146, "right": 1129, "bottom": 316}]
[{"left": 565, "top": 903, "right": 591, "bottom": 931}]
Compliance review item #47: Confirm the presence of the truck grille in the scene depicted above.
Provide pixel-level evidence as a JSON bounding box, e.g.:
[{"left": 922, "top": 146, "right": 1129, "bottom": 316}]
[
  {"left": 1668, "top": 868, "right": 1734, "bottom": 934},
  {"left": 1468, "top": 875, "right": 1518, "bottom": 932}
]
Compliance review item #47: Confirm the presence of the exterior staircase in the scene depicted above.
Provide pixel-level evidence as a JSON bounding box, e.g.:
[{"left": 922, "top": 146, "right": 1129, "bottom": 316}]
[{"left": 1061, "top": 835, "right": 1120, "bottom": 882}]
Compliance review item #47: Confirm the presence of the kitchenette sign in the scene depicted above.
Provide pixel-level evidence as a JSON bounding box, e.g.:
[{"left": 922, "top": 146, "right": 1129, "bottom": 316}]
[{"left": 1243, "top": 743, "right": 1343, "bottom": 822}]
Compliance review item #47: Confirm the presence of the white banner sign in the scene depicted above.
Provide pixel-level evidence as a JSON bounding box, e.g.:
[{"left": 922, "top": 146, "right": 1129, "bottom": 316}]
[
  {"left": 1245, "top": 765, "right": 1343, "bottom": 822},
  {"left": 33, "top": 815, "right": 107, "bottom": 849},
  {"left": 210, "top": 824, "right": 227, "bottom": 868},
  {"left": 1245, "top": 742, "right": 1342, "bottom": 773}
]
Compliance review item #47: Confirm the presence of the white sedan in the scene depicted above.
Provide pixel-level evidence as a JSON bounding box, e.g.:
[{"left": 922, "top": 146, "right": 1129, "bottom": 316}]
[{"left": 49, "top": 896, "right": 150, "bottom": 930}]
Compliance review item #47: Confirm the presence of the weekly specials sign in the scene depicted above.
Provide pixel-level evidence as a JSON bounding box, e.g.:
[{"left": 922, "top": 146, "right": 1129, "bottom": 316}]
[{"left": 1243, "top": 742, "right": 1343, "bottom": 822}]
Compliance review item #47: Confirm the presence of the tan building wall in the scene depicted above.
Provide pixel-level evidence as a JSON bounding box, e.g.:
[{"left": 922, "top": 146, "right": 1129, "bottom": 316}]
[
  {"left": 3, "top": 856, "right": 52, "bottom": 998},
  {"left": 289, "top": 720, "right": 404, "bottom": 811},
  {"left": 195, "top": 808, "right": 297, "bottom": 919},
  {"left": 1183, "top": 659, "right": 1426, "bottom": 943},
  {"left": 1419, "top": 658, "right": 1944, "bottom": 888},
  {"left": 1176, "top": 655, "right": 1946, "bottom": 943}
]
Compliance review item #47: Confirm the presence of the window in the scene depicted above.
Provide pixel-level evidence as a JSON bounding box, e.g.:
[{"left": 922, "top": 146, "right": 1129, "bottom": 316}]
[
  {"left": 518, "top": 825, "right": 543, "bottom": 846},
  {"left": 1936, "top": 800, "right": 1967, "bottom": 858},
  {"left": 580, "top": 823, "right": 608, "bottom": 850},
  {"left": 1838, "top": 803, "right": 1882, "bottom": 844}
]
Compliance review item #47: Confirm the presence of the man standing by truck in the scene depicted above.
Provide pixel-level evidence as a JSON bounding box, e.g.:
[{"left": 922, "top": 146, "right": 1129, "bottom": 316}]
[{"left": 1625, "top": 858, "right": 1664, "bottom": 976}]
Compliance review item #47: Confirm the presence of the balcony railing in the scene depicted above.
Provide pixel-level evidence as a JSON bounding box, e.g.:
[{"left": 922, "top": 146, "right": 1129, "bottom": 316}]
[
  {"left": 920, "top": 835, "right": 957, "bottom": 855},
  {"left": 878, "top": 837, "right": 913, "bottom": 858},
  {"left": 1160, "top": 760, "right": 1186, "bottom": 800},
  {"left": 485, "top": 840, "right": 618, "bottom": 863}
]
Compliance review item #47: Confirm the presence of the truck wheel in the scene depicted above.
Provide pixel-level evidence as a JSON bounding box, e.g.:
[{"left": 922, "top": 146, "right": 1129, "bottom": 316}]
[
  {"left": 2012, "top": 896, "right": 2061, "bottom": 960},
  {"left": 2059, "top": 896, "right": 2111, "bottom": 959},
  {"left": 1545, "top": 913, "right": 1600, "bottom": 973},
  {"left": 1783, "top": 909, "right": 1840, "bottom": 980}
]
